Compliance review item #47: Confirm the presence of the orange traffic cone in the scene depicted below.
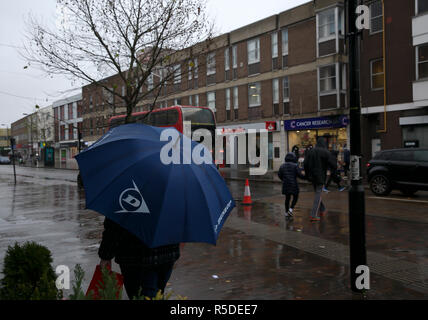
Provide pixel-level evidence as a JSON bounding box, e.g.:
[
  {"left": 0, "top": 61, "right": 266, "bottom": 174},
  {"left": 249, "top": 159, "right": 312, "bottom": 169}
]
[{"left": 242, "top": 179, "right": 252, "bottom": 205}]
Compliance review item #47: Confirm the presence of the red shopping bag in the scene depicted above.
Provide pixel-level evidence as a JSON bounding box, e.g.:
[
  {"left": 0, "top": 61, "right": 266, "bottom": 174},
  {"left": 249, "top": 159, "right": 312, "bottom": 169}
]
[{"left": 85, "top": 265, "right": 124, "bottom": 300}]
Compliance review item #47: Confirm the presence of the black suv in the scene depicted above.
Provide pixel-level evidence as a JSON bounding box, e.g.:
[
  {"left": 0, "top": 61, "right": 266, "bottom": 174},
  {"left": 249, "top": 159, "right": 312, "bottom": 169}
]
[{"left": 367, "top": 148, "right": 428, "bottom": 196}]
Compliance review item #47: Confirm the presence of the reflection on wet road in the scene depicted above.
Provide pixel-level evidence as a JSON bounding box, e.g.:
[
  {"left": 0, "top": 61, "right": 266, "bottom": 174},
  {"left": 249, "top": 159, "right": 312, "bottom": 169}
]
[{"left": 0, "top": 165, "right": 426, "bottom": 299}]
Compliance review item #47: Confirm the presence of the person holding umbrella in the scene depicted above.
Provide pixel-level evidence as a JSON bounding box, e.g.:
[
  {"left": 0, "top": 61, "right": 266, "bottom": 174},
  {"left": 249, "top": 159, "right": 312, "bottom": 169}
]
[
  {"left": 98, "top": 218, "right": 180, "bottom": 299},
  {"left": 76, "top": 123, "right": 235, "bottom": 300}
]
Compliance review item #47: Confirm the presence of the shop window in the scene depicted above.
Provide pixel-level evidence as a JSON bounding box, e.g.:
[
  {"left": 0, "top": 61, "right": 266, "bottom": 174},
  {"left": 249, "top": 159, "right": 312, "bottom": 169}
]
[
  {"left": 417, "top": 44, "right": 428, "bottom": 80},
  {"left": 370, "top": 1, "right": 383, "bottom": 34},
  {"left": 371, "top": 59, "right": 384, "bottom": 90}
]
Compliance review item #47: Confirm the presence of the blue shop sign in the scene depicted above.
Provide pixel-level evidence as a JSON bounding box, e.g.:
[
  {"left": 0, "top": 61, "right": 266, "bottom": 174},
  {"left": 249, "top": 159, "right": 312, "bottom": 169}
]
[{"left": 284, "top": 115, "right": 348, "bottom": 130}]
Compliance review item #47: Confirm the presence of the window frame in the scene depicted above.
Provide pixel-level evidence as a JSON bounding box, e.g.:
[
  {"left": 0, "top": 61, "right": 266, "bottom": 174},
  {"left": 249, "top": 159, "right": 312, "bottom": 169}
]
[
  {"left": 173, "top": 64, "right": 181, "bottom": 84},
  {"left": 370, "top": 0, "right": 383, "bottom": 35},
  {"left": 416, "top": 0, "right": 428, "bottom": 15},
  {"left": 225, "top": 88, "right": 231, "bottom": 110},
  {"left": 416, "top": 43, "right": 428, "bottom": 80},
  {"left": 207, "top": 91, "right": 216, "bottom": 111},
  {"left": 225, "top": 48, "right": 230, "bottom": 71},
  {"left": 248, "top": 82, "right": 261, "bottom": 108},
  {"left": 281, "top": 29, "right": 289, "bottom": 56},
  {"left": 318, "top": 64, "right": 337, "bottom": 95},
  {"left": 271, "top": 32, "right": 278, "bottom": 58},
  {"left": 232, "top": 45, "right": 238, "bottom": 69},
  {"left": 247, "top": 38, "right": 260, "bottom": 65},
  {"left": 233, "top": 87, "right": 239, "bottom": 109},
  {"left": 370, "top": 58, "right": 385, "bottom": 90},
  {"left": 273, "top": 78, "right": 279, "bottom": 104},
  {"left": 282, "top": 77, "right": 289, "bottom": 102},
  {"left": 318, "top": 7, "right": 336, "bottom": 42},
  {"left": 207, "top": 52, "right": 216, "bottom": 76}
]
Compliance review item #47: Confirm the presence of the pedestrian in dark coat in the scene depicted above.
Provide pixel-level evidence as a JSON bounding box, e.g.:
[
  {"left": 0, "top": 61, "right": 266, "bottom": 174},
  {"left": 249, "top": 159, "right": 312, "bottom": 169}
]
[
  {"left": 303, "top": 137, "right": 337, "bottom": 221},
  {"left": 98, "top": 218, "right": 180, "bottom": 299},
  {"left": 278, "top": 152, "right": 305, "bottom": 217}
]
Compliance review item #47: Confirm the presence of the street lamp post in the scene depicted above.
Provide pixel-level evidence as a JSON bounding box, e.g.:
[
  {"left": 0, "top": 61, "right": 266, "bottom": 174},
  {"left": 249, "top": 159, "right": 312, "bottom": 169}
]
[{"left": 346, "top": 0, "right": 367, "bottom": 294}]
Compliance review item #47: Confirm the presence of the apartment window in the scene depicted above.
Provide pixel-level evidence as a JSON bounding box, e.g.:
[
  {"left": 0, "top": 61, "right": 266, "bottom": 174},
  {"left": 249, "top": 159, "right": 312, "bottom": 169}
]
[
  {"left": 247, "top": 38, "right": 260, "bottom": 65},
  {"left": 319, "top": 65, "right": 337, "bottom": 93},
  {"left": 121, "top": 86, "right": 126, "bottom": 97},
  {"left": 232, "top": 45, "right": 238, "bottom": 68},
  {"left": 189, "top": 95, "right": 193, "bottom": 105},
  {"left": 226, "top": 88, "right": 231, "bottom": 121},
  {"left": 282, "top": 77, "right": 289, "bottom": 100},
  {"left": 371, "top": 59, "right": 384, "bottom": 90},
  {"left": 281, "top": 29, "right": 288, "bottom": 55},
  {"left": 225, "top": 48, "right": 230, "bottom": 71},
  {"left": 173, "top": 64, "right": 181, "bottom": 84},
  {"left": 417, "top": 44, "right": 428, "bottom": 79},
  {"left": 68, "top": 103, "right": 73, "bottom": 120},
  {"left": 225, "top": 88, "right": 231, "bottom": 110},
  {"left": 370, "top": 1, "right": 383, "bottom": 34},
  {"left": 273, "top": 79, "right": 279, "bottom": 104},
  {"left": 148, "top": 74, "right": 154, "bottom": 91},
  {"left": 233, "top": 87, "right": 239, "bottom": 119},
  {"left": 73, "top": 102, "right": 77, "bottom": 119},
  {"left": 417, "top": 0, "right": 428, "bottom": 14},
  {"left": 273, "top": 79, "right": 279, "bottom": 115},
  {"left": 194, "top": 94, "right": 199, "bottom": 106},
  {"left": 89, "top": 95, "right": 93, "bottom": 108},
  {"left": 194, "top": 59, "right": 198, "bottom": 78},
  {"left": 248, "top": 83, "right": 261, "bottom": 107},
  {"left": 207, "top": 52, "right": 216, "bottom": 75},
  {"left": 233, "top": 87, "right": 238, "bottom": 109},
  {"left": 207, "top": 91, "right": 216, "bottom": 111},
  {"left": 271, "top": 32, "right": 278, "bottom": 58},
  {"left": 318, "top": 8, "right": 336, "bottom": 39}
]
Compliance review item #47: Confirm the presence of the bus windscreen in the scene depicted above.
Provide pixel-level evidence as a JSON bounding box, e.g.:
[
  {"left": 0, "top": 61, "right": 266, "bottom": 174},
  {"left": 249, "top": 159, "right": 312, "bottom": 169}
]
[{"left": 181, "top": 108, "right": 215, "bottom": 126}]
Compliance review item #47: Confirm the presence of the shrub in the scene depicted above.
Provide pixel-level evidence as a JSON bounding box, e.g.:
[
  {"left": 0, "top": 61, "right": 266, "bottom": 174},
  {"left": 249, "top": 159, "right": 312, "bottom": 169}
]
[{"left": 0, "top": 242, "right": 62, "bottom": 300}]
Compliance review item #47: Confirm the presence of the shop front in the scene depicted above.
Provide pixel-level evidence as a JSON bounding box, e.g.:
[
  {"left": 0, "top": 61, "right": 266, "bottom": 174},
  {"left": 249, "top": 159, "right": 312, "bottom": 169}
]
[
  {"left": 217, "top": 121, "right": 281, "bottom": 171},
  {"left": 284, "top": 115, "right": 349, "bottom": 162}
]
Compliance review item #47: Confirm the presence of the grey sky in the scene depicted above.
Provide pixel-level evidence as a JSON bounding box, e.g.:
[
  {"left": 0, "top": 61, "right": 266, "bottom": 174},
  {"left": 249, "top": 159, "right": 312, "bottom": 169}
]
[{"left": 0, "top": 0, "right": 309, "bottom": 127}]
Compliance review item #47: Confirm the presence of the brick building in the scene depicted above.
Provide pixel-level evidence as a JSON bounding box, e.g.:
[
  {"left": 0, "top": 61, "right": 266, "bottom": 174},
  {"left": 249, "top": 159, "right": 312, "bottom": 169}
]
[
  {"left": 81, "top": 0, "right": 351, "bottom": 172},
  {"left": 360, "top": 0, "right": 428, "bottom": 167},
  {"left": 52, "top": 93, "right": 83, "bottom": 169}
]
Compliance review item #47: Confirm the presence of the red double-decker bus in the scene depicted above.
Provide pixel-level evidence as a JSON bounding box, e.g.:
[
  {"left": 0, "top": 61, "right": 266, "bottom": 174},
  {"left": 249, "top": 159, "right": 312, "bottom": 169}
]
[{"left": 109, "top": 105, "right": 216, "bottom": 139}]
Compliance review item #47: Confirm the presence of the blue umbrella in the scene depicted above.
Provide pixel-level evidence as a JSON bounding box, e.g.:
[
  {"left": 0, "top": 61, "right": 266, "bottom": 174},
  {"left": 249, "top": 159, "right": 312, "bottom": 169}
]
[{"left": 75, "top": 123, "right": 235, "bottom": 248}]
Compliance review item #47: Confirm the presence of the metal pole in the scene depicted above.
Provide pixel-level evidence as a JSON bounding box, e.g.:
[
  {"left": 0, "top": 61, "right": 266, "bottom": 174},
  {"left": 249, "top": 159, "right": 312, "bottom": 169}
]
[
  {"left": 10, "top": 137, "right": 16, "bottom": 184},
  {"left": 347, "top": 0, "right": 367, "bottom": 293}
]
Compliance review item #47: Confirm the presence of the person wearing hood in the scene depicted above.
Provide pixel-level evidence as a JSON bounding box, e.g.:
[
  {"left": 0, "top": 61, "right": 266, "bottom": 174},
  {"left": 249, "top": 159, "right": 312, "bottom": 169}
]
[
  {"left": 303, "top": 137, "right": 337, "bottom": 222},
  {"left": 278, "top": 152, "right": 305, "bottom": 218}
]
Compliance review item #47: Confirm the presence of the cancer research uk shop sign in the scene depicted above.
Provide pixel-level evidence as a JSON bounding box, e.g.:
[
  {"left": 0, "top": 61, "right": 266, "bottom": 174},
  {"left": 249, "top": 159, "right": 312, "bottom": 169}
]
[{"left": 284, "top": 115, "right": 349, "bottom": 131}]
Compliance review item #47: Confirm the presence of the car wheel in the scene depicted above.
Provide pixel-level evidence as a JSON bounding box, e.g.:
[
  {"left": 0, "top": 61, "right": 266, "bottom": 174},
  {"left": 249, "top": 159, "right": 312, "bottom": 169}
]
[
  {"left": 370, "top": 175, "right": 391, "bottom": 196},
  {"left": 400, "top": 188, "right": 417, "bottom": 196}
]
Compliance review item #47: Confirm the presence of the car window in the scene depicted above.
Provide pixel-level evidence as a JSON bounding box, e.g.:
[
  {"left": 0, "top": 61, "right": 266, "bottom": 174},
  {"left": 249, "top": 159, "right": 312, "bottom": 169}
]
[
  {"left": 389, "top": 151, "right": 414, "bottom": 161},
  {"left": 414, "top": 150, "right": 428, "bottom": 162}
]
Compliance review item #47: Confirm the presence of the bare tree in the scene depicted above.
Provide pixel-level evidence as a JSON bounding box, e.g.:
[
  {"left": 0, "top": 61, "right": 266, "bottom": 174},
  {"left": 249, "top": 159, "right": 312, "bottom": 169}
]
[{"left": 22, "top": 0, "right": 214, "bottom": 123}]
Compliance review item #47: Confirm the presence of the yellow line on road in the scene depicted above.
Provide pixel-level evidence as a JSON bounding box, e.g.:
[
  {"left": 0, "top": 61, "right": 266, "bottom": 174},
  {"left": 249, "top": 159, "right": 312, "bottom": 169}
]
[{"left": 368, "top": 196, "right": 428, "bottom": 204}]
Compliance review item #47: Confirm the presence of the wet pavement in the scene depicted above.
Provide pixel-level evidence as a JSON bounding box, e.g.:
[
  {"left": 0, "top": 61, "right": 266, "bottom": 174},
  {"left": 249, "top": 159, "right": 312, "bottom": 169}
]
[{"left": 0, "top": 164, "right": 426, "bottom": 299}]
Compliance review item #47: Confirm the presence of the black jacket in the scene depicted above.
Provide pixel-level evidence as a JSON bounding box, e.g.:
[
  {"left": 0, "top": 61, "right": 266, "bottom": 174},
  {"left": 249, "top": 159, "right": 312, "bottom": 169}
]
[
  {"left": 278, "top": 153, "right": 305, "bottom": 195},
  {"left": 98, "top": 218, "right": 180, "bottom": 267},
  {"left": 303, "top": 138, "right": 337, "bottom": 185}
]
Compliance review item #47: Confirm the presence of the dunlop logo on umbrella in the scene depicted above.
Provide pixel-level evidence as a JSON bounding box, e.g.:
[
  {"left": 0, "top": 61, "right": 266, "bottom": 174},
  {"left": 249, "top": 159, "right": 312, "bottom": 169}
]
[{"left": 115, "top": 180, "right": 150, "bottom": 214}]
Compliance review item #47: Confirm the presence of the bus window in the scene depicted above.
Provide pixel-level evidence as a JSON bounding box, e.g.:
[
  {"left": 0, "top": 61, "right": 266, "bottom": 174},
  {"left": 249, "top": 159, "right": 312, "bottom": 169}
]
[
  {"left": 181, "top": 107, "right": 214, "bottom": 125},
  {"left": 166, "top": 109, "right": 179, "bottom": 125}
]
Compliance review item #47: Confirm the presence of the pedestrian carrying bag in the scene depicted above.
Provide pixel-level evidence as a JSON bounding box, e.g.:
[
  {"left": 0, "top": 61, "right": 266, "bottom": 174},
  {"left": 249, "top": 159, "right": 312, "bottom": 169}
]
[{"left": 86, "top": 265, "right": 124, "bottom": 300}]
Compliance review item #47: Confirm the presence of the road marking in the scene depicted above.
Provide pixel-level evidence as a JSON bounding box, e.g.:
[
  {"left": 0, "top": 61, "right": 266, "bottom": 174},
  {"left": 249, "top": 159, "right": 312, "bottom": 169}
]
[{"left": 368, "top": 196, "right": 428, "bottom": 204}]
